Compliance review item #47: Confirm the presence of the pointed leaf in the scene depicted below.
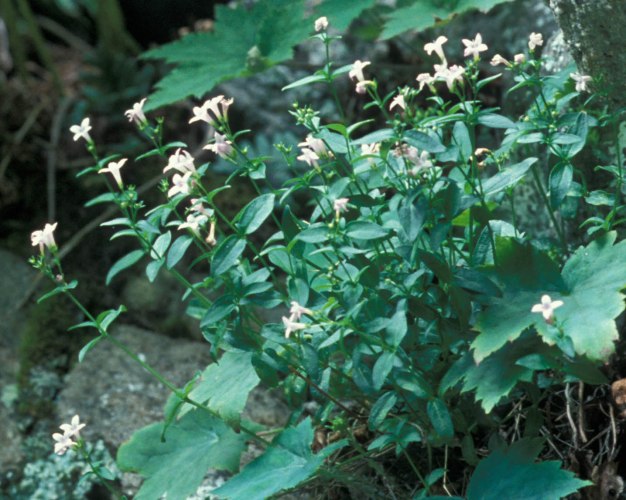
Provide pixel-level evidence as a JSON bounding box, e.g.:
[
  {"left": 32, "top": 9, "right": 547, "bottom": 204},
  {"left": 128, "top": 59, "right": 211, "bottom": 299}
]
[
  {"left": 235, "top": 193, "right": 275, "bottom": 235},
  {"left": 106, "top": 250, "right": 145, "bottom": 285}
]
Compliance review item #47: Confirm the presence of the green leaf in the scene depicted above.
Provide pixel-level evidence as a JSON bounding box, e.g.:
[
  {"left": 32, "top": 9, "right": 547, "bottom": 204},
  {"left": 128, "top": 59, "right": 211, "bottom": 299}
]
[
  {"left": 403, "top": 130, "right": 446, "bottom": 153},
  {"left": 380, "top": 0, "right": 513, "bottom": 39},
  {"left": 314, "top": 0, "right": 376, "bottom": 31},
  {"left": 466, "top": 439, "right": 591, "bottom": 500},
  {"left": 200, "top": 294, "right": 237, "bottom": 327},
  {"left": 166, "top": 235, "right": 194, "bottom": 269},
  {"left": 106, "top": 250, "right": 145, "bottom": 285},
  {"left": 212, "top": 235, "right": 246, "bottom": 276},
  {"left": 37, "top": 280, "right": 78, "bottom": 304},
  {"left": 78, "top": 336, "right": 104, "bottom": 362},
  {"left": 214, "top": 418, "right": 346, "bottom": 500},
  {"left": 85, "top": 192, "right": 116, "bottom": 207},
  {"left": 143, "top": 0, "right": 308, "bottom": 110},
  {"left": 282, "top": 73, "right": 326, "bottom": 91},
  {"left": 146, "top": 259, "right": 164, "bottom": 283},
  {"left": 452, "top": 121, "right": 472, "bottom": 160},
  {"left": 150, "top": 231, "right": 172, "bottom": 260},
  {"left": 482, "top": 158, "right": 537, "bottom": 198},
  {"left": 549, "top": 163, "right": 573, "bottom": 209},
  {"left": 180, "top": 351, "right": 260, "bottom": 425},
  {"left": 372, "top": 351, "right": 395, "bottom": 391},
  {"left": 345, "top": 221, "right": 389, "bottom": 240},
  {"left": 296, "top": 224, "right": 329, "bottom": 244},
  {"left": 474, "top": 233, "right": 626, "bottom": 362},
  {"left": 477, "top": 113, "right": 516, "bottom": 129},
  {"left": 427, "top": 398, "right": 454, "bottom": 440},
  {"left": 117, "top": 410, "right": 246, "bottom": 500},
  {"left": 235, "top": 193, "right": 275, "bottom": 235},
  {"left": 97, "top": 305, "right": 126, "bottom": 332},
  {"left": 368, "top": 392, "right": 398, "bottom": 430}
]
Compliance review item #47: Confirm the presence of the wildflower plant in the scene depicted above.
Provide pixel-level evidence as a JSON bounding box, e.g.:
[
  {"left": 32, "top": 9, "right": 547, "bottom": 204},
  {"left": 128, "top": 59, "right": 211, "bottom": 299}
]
[{"left": 31, "top": 23, "right": 626, "bottom": 499}]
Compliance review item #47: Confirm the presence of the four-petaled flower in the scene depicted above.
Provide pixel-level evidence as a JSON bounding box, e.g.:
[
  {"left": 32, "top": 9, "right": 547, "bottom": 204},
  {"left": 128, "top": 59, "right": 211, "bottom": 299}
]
[
  {"left": 282, "top": 315, "right": 307, "bottom": 339},
  {"left": 389, "top": 93, "right": 406, "bottom": 111},
  {"left": 52, "top": 432, "right": 76, "bottom": 456},
  {"left": 168, "top": 172, "right": 193, "bottom": 198},
  {"left": 69, "top": 118, "right": 92, "bottom": 143},
  {"left": 570, "top": 72, "right": 592, "bottom": 92},
  {"left": 315, "top": 16, "right": 328, "bottom": 32},
  {"left": 189, "top": 95, "right": 233, "bottom": 126},
  {"left": 490, "top": 54, "right": 509, "bottom": 67},
  {"left": 203, "top": 132, "right": 233, "bottom": 158},
  {"left": 164, "top": 149, "right": 196, "bottom": 175},
  {"left": 298, "top": 135, "right": 327, "bottom": 157},
  {"left": 289, "top": 301, "right": 314, "bottom": 321},
  {"left": 424, "top": 36, "right": 448, "bottom": 62},
  {"left": 31, "top": 222, "right": 58, "bottom": 252},
  {"left": 531, "top": 294, "right": 564, "bottom": 322},
  {"left": 349, "top": 60, "right": 371, "bottom": 82},
  {"left": 528, "top": 32, "right": 543, "bottom": 51},
  {"left": 297, "top": 148, "right": 320, "bottom": 168},
  {"left": 98, "top": 158, "right": 127, "bottom": 188},
  {"left": 462, "top": 33, "right": 488, "bottom": 59},
  {"left": 178, "top": 213, "right": 208, "bottom": 234},
  {"left": 416, "top": 73, "right": 434, "bottom": 91},
  {"left": 125, "top": 98, "right": 148, "bottom": 127},
  {"left": 333, "top": 197, "right": 349, "bottom": 214},
  {"left": 52, "top": 414, "right": 86, "bottom": 455},
  {"left": 59, "top": 414, "right": 86, "bottom": 439}
]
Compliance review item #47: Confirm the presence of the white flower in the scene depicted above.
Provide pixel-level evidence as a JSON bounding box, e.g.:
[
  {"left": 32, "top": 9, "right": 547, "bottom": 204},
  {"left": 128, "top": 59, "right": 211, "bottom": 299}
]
[
  {"left": 168, "top": 172, "right": 193, "bottom": 198},
  {"left": 125, "top": 98, "right": 148, "bottom": 126},
  {"left": 98, "top": 158, "right": 127, "bottom": 188},
  {"left": 514, "top": 53, "right": 526, "bottom": 64},
  {"left": 204, "top": 132, "right": 233, "bottom": 158},
  {"left": 528, "top": 32, "right": 543, "bottom": 51},
  {"left": 531, "top": 294, "right": 564, "bottom": 322},
  {"left": 164, "top": 149, "right": 196, "bottom": 175},
  {"left": 59, "top": 414, "right": 86, "bottom": 439},
  {"left": 297, "top": 148, "right": 320, "bottom": 167},
  {"left": 69, "top": 117, "right": 92, "bottom": 143},
  {"left": 178, "top": 213, "right": 208, "bottom": 234},
  {"left": 289, "top": 301, "right": 313, "bottom": 321},
  {"left": 52, "top": 432, "right": 76, "bottom": 456},
  {"left": 416, "top": 73, "right": 434, "bottom": 90},
  {"left": 282, "top": 315, "right": 306, "bottom": 339},
  {"left": 355, "top": 80, "right": 374, "bottom": 94},
  {"left": 189, "top": 95, "right": 233, "bottom": 125},
  {"left": 315, "top": 16, "right": 329, "bottom": 32},
  {"left": 436, "top": 64, "right": 465, "bottom": 90},
  {"left": 361, "top": 143, "right": 380, "bottom": 156},
  {"left": 462, "top": 33, "right": 488, "bottom": 59},
  {"left": 349, "top": 60, "right": 371, "bottom": 82},
  {"left": 490, "top": 54, "right": 509, "bottom": 67},
  {"left": 424, "top": 36, "right": 448, "bottom": 62},
  {"left": 205, "top": 220, "right": 217, "bottom": 246},
  {"left": 333, "top": 197, "right": 349, "bottom": 214},
  {"left": 570, "top": 72, "right": 592, "bottom": 92},
  {"left": 298, "top": 135, "right": 327, "bottom": 156},
  {"left": 190, "top": 198, "right": 213, "bottom": 217},
  {"left": 31, "top": 222, "right": 58, "bottom": 252},
  {"left": 389, "top": 93, "right": 406, "bottom": 111}
]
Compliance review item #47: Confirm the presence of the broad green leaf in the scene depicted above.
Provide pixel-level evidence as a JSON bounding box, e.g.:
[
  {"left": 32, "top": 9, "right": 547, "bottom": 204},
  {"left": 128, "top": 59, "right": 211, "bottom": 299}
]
[
  {"left": 452, "top": 121, "right": 472, "bottom": 160},
  {"left": 482, "top": 157, "right": 537, "bottom": 197},
  {"left": 200, "top": 295, "right": 237, "bottom": 327},
  {"left": 474, "top": 233, "right": 626, "bottom": 363},
  {"left": 145, "top": 259, "right": 164, "bottom": 283},
  {"left": 212, "top": 235, "right": 246, "bottom": 276},
  {"left": 477, "top": 113, "right": 516, "bottom": 129},
  {"left": 235, "top": 193, "right": 275, "bottom": 235},
  {"left": 372, "top": 351, "right": 395, "bottom": 391},
  {"left": 296, "top": 224, "right": 329, "bottom": 244},
  {"left": 427, "top": 398, "right": 454, "bottom": 440},
  {"left": 166, "top": 235, "right": 194, "bottom": 269},
  {"left": 398, "top": 198, "right": 426, "bottom": 242},
  {"left": 213, "top": 418, "right": 346, "bottom": 500},
  {"left": 117, "top": 410, "right": 246, "bottom": 500},
  {"left": 466, "top": 439, "right": 591, "bottom": 500},
  {"left": 150, "top": 231, "right": 172, "bottom": 260},
  {"left": 106, "top": 250, "right": 145, "bottom": 285},
  {"left": 142, "top": 0, "right": 308, "bottom": 110},
  {"left": 314, "top": 0, "right": 376, "bottom": 31},
  {"left": 380, "top": 0, "right": 513, "bottom": 39},
  {"left": 346, "top": 221, "right": 389, "bottom": 240},
  {"left": 180, "top": 351, "right": 260, "bottom": 425},
  {"left": 403, "top": 130, "right": 446, "bottom": 153}
]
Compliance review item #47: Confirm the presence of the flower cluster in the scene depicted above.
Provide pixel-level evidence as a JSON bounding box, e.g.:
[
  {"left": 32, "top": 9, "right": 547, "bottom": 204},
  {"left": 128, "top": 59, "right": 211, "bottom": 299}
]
[
  {"left": 282, "top": 301, "right": 314, "bottom": 338},
  {"left": 52, "top": 414, "right": 86, "bottom": 455}
]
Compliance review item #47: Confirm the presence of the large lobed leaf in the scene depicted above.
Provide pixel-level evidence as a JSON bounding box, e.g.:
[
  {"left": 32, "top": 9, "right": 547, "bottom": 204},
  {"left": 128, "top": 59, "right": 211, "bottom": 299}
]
[
  {"left": 214, "top": 418, "right": 347, "bottom": 500},
  {"left": 473, "top": 233, "right": 626, "bottom": 363},
  {"left": 143, "top": 0, "right": 308, "bottom": 110},
  {"left": 466, "top": 439, "right": 591, "bottom": 499},
  {"left": 117, "top": 409, "right": 246, "bottom": 500}
]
